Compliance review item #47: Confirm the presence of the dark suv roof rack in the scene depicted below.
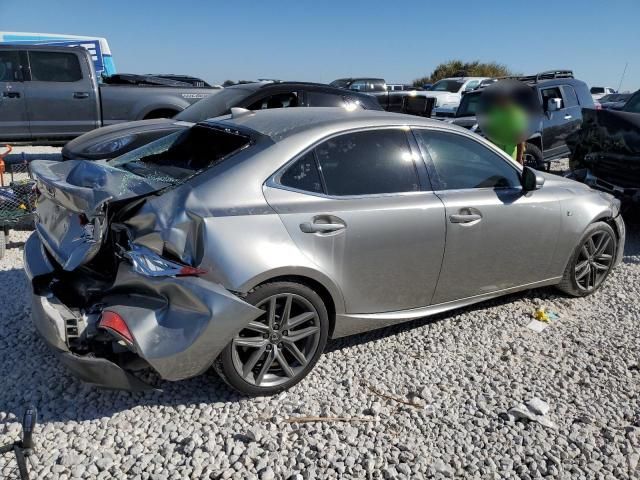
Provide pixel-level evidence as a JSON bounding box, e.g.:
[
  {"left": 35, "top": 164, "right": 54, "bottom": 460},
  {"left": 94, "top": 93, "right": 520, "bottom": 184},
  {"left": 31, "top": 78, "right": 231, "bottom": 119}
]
[{"left": 499, "top": 70, "right": 574, "bottom": 83}]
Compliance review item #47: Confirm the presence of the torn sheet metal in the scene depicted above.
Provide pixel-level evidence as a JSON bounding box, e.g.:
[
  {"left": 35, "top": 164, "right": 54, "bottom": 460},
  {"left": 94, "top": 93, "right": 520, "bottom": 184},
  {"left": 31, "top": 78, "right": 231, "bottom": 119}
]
[
  {"left": 567, "top": 108, "right": 640, "bottom": 191},
  {"left": 102, "top": 262, "right": 263, "bottom": 381},
  {"left": 30, "top": 159, "right": 170, "bottom": 270}
]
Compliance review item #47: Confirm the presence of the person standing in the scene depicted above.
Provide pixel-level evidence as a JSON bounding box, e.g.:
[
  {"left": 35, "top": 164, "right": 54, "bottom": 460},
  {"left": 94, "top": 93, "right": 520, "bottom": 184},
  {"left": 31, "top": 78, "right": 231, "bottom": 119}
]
[{"left": 483, "top": 95, "right": 527, "bottom": 165}]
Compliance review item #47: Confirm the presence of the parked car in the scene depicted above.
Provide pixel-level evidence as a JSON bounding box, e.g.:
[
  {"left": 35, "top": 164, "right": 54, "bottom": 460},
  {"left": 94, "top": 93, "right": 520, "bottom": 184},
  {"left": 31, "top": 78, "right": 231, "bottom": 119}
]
[
  {"left": 427, "top": 76, "right": 491, "bottom": 117},
  {"left": 590, "top": 86, "right": 616, "bottom": 102},
  {"left": 444, "top": 70, "right": 594, "bottom": 170},
  {"left": 25, "top": 107, "right": 624, "bottom": 395},
  {"left": 329, "top": 77, "right": 430, "bottom": 112},
  {"left": 62, "top": 81, "right": 382, "bottom": 160},
  {"left": 567, "top": 90, "right": 640, "bottom": 203},
  {"left": 597, "top": 93, "right": 631, "bottom": 110},
  {"left": 0, "top": 45, "right": 218, "bottom": 142}
]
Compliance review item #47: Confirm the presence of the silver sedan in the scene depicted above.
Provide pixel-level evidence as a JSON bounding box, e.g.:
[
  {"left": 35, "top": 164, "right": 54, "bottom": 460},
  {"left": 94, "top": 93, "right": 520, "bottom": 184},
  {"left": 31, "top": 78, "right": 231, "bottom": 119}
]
[{"left": 25, "top": 107, "right": 625, "bottom": 395}]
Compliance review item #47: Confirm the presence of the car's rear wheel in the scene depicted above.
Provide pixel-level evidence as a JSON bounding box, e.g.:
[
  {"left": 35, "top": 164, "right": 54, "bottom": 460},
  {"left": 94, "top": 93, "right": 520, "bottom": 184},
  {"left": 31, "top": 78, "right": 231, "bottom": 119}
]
[
  {"left": 217, "top": 281, "right": 329, "bottom": 396},
  {"left": 557, "top": 222, "right": 617, "bottom": 297}
]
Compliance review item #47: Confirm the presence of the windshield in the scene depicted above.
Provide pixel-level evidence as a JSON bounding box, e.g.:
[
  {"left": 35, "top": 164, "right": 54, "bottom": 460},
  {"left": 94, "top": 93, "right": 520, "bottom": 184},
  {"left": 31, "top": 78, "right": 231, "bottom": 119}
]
[
  {"left": 430, "top": 79, "right": 464, "bottom": 93},
  {"left": 174, "top": 86, "right": 256, "bottom": 122},
  {"left": 108, "top": 125, "right": 251, "bottom": 183},
  {"left": 456, "top": 93, "right": 482, "bottom": 117}
]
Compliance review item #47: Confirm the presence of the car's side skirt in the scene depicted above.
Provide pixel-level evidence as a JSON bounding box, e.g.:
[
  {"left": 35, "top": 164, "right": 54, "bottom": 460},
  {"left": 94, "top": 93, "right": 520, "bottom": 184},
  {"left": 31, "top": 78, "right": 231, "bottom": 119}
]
[{"left": 332, "top": 277, "right": 562, "bottom": 338}]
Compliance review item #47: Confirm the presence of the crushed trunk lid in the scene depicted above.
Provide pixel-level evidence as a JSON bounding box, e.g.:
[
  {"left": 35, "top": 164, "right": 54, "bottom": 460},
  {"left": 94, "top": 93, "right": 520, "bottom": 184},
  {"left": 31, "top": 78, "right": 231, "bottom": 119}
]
[{"left": 31, "top": 159, "right": 170, "bottom": 271}]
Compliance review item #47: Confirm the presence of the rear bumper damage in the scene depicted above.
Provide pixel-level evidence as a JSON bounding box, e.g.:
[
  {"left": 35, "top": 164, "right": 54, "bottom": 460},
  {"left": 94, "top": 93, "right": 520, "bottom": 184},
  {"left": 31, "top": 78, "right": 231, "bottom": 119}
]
[{"left": 24, "top": 233, "right": 262, "bottom": 390}]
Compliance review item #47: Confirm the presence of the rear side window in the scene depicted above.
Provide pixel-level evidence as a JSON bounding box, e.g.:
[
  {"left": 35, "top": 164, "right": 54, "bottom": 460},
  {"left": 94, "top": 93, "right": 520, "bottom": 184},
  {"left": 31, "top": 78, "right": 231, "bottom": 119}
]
[
  {"left": 280, "top": 152, "right": 323, "bottom": 193},
  {"left": 29, "top": 51, "right": 82, "bottom": 82},
  {"left": 306, "top": 91, "right": 346, "bottom": 107},
  {"left": 0, "top": 51, "right": 21, "bottom": 82},
  {"left": 314, "top": 129, "right": 419, "bottom": 196},
  {"left": 414, "top": 129, "right": 520, "bottom": 190},
  {"left": 562, "top": 85, "right": 579, "bottom": 107}
]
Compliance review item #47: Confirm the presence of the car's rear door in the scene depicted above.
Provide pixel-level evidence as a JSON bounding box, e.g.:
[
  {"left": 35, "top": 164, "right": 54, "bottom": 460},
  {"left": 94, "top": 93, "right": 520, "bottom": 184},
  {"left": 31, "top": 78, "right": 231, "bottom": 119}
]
[
  {"left": 0, "top": 49, "right": 30, "bottom": 140},
  {"left": 263, "top": 127, "right": 446, "bottom": 314},
  {"left": 24, "top": 49, "right": 100, "bottom": 139},
  {"left": 559, "top": 84, "right": 584, "bottom": 150},
  {"left": 540, "top": 85, "right": 573, "bottom": 158},
  {"left": 413, "top": 128, "right": 561, "bottom": 304}
]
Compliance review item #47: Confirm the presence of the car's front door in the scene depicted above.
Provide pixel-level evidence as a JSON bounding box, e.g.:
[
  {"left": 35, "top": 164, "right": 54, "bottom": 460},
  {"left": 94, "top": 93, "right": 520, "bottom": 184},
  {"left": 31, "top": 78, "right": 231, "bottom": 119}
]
[
  {"left": 263, "top": 128, "right": 446, "bottom": 314},
  {"left": 540, "top": 86, "right": 573, "bottom": 158},
  {"left": 0, "top": 49, "right": 30, "bottom": 140},
  {"left": 413, "top": 128, "right": 561, "bottom": 304}
]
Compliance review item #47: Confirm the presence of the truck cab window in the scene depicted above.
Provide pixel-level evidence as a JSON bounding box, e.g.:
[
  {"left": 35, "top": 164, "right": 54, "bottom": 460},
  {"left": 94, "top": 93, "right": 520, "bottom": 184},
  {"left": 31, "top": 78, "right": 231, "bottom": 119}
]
[
  {"left": 29, "top": 51, "right": 82, "bottom": 82},
  {"left": 0, "top": 51, "right": 21, "bottom": 82}
]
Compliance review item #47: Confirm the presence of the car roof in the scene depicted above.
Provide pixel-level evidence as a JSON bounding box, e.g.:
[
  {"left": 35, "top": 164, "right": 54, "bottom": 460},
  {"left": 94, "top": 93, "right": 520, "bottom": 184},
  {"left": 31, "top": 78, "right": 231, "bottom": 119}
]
[
  {"left": 205, "top": 107, "right": 451, "bottom": 142},
  {"left": 225, "top": 81, "right": 374, "bottom": 95}
]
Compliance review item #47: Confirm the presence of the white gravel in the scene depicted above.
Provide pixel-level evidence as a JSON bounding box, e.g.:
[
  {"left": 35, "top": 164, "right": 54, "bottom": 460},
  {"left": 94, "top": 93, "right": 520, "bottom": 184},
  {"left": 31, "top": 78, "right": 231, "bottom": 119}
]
[{"left": 1, "top": 147, "right": 639, "bottom": 479}]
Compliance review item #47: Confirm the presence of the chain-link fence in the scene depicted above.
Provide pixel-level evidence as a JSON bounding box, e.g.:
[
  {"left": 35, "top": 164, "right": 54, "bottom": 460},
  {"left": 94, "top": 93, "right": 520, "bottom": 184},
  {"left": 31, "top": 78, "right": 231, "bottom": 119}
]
[{"left": 0, "top": 161, "right": 36, "bottom": 226}]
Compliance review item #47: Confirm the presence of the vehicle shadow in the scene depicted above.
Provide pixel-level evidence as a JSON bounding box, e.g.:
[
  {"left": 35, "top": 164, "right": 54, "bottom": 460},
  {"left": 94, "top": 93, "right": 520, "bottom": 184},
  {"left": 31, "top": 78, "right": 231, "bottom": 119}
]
[{"left": 2, "top": 219, "right": 638, "bottom": 424}]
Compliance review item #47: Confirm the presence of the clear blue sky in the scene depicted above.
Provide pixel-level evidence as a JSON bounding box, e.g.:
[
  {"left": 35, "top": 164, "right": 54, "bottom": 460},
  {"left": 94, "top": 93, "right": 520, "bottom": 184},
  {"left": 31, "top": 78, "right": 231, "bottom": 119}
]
[{"left": 2, "top": 0, "right": 638, "bottom": 91}]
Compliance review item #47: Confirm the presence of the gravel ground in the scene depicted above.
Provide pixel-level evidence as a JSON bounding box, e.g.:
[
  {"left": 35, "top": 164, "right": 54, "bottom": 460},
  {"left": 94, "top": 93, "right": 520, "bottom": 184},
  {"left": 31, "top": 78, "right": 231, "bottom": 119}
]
[{"left": 1, "top": 147, "right": 639, "bottom": 479}]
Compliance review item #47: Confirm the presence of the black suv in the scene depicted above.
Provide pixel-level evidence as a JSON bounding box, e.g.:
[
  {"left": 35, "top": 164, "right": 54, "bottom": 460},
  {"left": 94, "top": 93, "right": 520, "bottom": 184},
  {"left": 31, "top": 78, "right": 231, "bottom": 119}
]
[
  {"left": 63, "top": 81, "right": 382, "bottom": 160},
  {"left": 445, "top": 70, "right": 594, "bottom": 170}
]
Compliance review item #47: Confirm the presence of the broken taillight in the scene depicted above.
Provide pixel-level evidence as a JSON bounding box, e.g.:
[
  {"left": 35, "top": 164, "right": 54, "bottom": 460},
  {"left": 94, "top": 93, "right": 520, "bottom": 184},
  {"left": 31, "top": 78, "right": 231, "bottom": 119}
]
[{"left": 99, "top": 311, "right": 134, "bottom": 344}]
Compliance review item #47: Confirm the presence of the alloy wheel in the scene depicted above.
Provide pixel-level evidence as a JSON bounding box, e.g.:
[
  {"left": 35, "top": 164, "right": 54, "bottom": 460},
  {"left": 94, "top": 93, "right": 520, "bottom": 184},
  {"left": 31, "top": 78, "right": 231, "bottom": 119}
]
[
  {"left": 574, "top": 230, "right": 615, "bottom": 291},
  {"left": 231, "top": 293, "right": 321, "bottom": 387}
]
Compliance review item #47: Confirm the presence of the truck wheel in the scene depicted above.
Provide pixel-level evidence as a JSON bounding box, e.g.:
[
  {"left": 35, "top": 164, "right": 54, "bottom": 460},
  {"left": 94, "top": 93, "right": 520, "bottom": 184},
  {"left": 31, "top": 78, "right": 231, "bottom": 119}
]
[
  {"left": 0, "top": 231, "right": 5, "bottom": 260},
  {"left": 216, "top": 281, "right": 329, "bottom": 396},
  {"left": 523, "top": 142, "right": 545, "bottom": 170}
]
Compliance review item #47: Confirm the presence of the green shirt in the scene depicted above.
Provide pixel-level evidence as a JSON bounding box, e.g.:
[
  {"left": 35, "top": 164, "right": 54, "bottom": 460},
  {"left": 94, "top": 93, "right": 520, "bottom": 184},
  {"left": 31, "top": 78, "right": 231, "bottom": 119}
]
[{"left": 485, "top": 104, "right": 527, "bottom": 160}]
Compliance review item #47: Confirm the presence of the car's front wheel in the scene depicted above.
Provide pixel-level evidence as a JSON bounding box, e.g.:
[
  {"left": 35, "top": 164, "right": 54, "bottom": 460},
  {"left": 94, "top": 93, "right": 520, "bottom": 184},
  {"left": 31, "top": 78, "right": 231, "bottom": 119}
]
[
  {"left": 557, "top": 221, "right": 617, "bottom": 297},
  {"left": 216, "top": 281, "right": 329, "bottom": 396}
]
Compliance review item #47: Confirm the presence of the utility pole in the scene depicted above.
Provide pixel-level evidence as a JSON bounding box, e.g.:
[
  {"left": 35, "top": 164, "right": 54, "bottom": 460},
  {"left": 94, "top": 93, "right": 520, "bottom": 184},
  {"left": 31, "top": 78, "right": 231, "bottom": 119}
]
[{"left": 617, "top": 62, "right": 628, "bottom": 92}]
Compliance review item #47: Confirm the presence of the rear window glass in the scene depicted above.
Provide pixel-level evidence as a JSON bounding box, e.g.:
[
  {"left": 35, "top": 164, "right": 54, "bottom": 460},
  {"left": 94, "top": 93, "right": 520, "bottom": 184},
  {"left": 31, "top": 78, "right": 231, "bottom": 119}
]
[
  {"left": 109, "top": 126, "right": 251, "bottom": 183},
  {"left": 29, "top": 51, "right": 82, "bottom": 82}
]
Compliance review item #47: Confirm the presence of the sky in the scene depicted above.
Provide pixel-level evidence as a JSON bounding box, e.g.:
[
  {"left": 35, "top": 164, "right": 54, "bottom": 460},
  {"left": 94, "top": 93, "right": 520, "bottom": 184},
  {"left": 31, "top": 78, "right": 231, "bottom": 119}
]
[{"left": 1, "top": 0, "right": 638, "bottom": 91}]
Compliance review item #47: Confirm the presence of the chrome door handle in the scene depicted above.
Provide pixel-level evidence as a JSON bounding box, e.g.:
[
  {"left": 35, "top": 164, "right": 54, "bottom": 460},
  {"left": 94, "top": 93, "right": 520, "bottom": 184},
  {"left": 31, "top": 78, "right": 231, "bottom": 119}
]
[
  {"left": 73, "top": 92, "right": 89, "bottom": 99},
  {"left": 564, "top": 114, "right": 572, "bottom": 120},
  {"left": 300, "top": 222, "right": 346, "bottom": 233},
  {"left": 449, "top": 213, "right": 482, "bottom": 224}
]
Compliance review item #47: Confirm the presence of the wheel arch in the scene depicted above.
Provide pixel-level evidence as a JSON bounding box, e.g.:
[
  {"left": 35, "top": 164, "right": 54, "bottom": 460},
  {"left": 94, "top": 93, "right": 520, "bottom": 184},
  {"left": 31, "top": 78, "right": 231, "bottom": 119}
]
[{"left": 241, "top": 272, "right": 343, "bottom": 338}]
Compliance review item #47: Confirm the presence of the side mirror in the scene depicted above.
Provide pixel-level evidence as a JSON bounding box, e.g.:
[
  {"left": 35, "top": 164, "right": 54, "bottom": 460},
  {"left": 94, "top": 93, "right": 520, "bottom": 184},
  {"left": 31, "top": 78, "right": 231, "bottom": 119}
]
[
  {"left": 521, "top": 166, "right": 545, "bottom": 191},
  {"left": 547, "top": 98, "right": 562, "bottom": 112}
]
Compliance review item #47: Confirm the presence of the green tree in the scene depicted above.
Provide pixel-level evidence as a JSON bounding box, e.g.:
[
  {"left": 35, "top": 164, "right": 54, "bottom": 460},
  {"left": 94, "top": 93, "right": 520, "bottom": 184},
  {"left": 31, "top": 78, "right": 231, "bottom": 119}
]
[{"left": 413, "top": 60, "right": 514, "bottom": 87}]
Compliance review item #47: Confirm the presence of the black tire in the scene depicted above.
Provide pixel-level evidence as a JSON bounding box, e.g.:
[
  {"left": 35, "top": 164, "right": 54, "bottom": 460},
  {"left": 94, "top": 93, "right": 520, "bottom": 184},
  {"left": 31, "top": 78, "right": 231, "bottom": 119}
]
[
  {"left": 523, "top": 142, "right": 545, "bottom": 170},
  {"left": 216, "top": 281, "right": 329, "bottom": 396},
  {"left": 0, "top": 231, "right": 5, "bottom": 260},
  {"left": 557, "top": 222, "right": 617, "bottom": 297}
]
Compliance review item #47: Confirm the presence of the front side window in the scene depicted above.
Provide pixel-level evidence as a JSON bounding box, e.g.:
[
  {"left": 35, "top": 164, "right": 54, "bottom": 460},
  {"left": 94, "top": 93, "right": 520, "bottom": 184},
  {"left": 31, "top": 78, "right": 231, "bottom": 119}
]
[
  {"left": 0, "top": 51, "right": 21, "bottom": 82},
  {"left": 247, "top": 91, "right": 299, "bottom": 110},
  {"left": 314, "top": 129, "right": 419, "bottom": 196},
  {"left": 541, "top": 87, "right": 564, "bottom": 111},
  {"left": 414, "top": 129, "right": 520, "bottom": 190},
  {"left": 29, "top": 51, "right": 82, "bottom": 82}
]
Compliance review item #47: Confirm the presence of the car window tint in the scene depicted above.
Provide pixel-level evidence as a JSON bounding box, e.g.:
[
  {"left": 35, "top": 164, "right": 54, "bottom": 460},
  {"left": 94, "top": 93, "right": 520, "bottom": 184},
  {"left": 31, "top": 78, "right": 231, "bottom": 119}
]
[
  {"left": 541, "top": 87, "right": 564, "bottom": 111},
  {"left": 315, "top": 129, "right": 419, "bottom": 196},
  {"left": 562, "top": 85, "right": 579, "bottom": 107},
  {"left": 29, "top": 51, "right": 82, "bottom": 82},
  {"left": 624, "top": 94, "right": 640, "bottom": 113},
  {"left": 0, "top": 51, "right": 21, "bottom": 82},
  {"left": 280, "top": 152, "right": 323, "bottom": 194},
  {"left": 414, "top": 129, "right": 520, "bottom": 190},
  {"left": 247, "top": 91, "right": 299, "bottom": 110},
  {"left": 348, "top": 80, "right": 367, "bottom": 92},
  {"left": 306, "top": 91, "right": 345, "bottom": 107}
]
